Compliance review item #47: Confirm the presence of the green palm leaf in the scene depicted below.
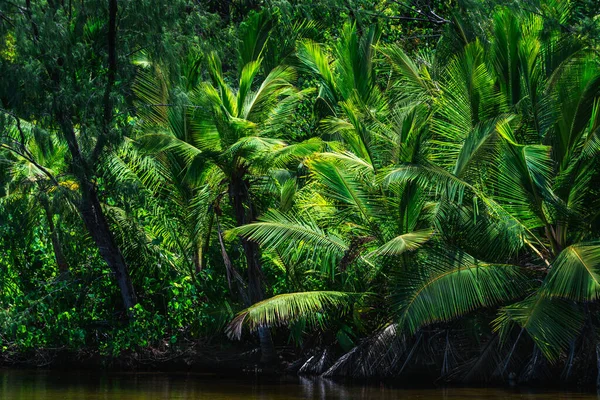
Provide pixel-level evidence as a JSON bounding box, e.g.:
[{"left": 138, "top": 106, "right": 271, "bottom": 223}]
[
  {"left": 267, "top": 138, "right": 323, "bottom": 169},
  {"left": 226, "top": 291, "right": 361, "bottom": 339},
  {"left": 452, "top": 116, "right": 511, "bottom": 178},
  {"left": 308, "top": 157, "right": 375, "bottom": 223},
  {"left": 542, "top": 242, "right": 600, "bottom": 301},
  {"left": 137, "top": 133, "right": 202, "bottom": 165},
  {"left": 394, "top": 249, "right": 527, "bottom": 334},
  {"left": 369, "top": 229, "right": 433, "bottom": 258},
  {"left": 238, "top": 9, "right": 274, "bottom": 66},
  {"left": 242, "top": 66, "right": 297, "bottom": 122},
  {"left": 229, "top": 209, "right": 348, "bottom": 267},
  {"left": 379, "top": 44, "right": 432, "bottom": 101},
  {"left": 297, "top": 39, "right": 337, "bottom": 109},
  {"left": 494, "top": 295, "right": 584, "bottom": 361},
  {"left": 384, "top": 163, "right": 544, "bottom": 252}
]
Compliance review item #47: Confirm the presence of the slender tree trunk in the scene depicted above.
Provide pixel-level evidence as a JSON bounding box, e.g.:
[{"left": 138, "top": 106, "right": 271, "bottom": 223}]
[
  {"left": 230, "top": 174, "right": 277, "bottom": 364},
  {"left": 78, "top": 179, "right": 138, "bottom": 312},
  {"left": 40, "top": 197, "right": 69, "bottom": 273},
  {"left": 193, "top": 245, "right": 202, "bottom": 274},
  {"left": 201, "top": 212, "right": 215, "bottom": 272},
  {"left": 258, "top": 326, "right": 277, "bottom": 364},
  {"left": 216, "top": 214, "right": 248, "bottom": 304},
  {"left": 60, "top": 118, "right": 137, "bottom": 314}
]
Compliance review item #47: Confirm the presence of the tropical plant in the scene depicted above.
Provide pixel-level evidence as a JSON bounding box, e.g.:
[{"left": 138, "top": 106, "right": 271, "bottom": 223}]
[
  {"left": 2, "top": 0, "right": 600, "bottom": 383},
  {"left": 0, "top": 115, "right": 76, "bottom": 274},
  {"left": 131, "top": 9, "right": 322, "bottom": 361},
  {"left": 226, "top": 0, "right": 600, "bottom": 379},
  {"left": 0, "top": 0, "right": 196, "bottom": 313}
]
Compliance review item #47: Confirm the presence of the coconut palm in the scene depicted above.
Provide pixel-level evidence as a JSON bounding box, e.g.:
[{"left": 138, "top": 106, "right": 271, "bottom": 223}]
[
  {"left": 399, "top": 5, "right": 600, "bottom": 363},
  {"left": 132, "top": 12, "right": 321, "bottom": 360},
  {"left": 226, "top": 1, "right": 600, "bottom": 378},
  {"left": 0, "top": 115, "right": 76, "bottom": 274}
]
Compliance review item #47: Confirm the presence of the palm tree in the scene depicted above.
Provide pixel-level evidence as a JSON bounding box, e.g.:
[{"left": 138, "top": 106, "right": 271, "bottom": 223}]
[
  {"left": 105, "top": 135, "right": 214, "bottom": 279},
  {"left": 396, "top": 4, "right": 600, "bottom": 363},
  {"left": 226, "top": 2, "right": 600, "bottom": 378},
  {"left": 0, "top": 115, "right": 75, "bottom": 274},
  {"left": 227, "top": 21, "right": 522, "bottom": 362},
  {"left": 133, "top": 14, "right": 320, "bottom": 361}
]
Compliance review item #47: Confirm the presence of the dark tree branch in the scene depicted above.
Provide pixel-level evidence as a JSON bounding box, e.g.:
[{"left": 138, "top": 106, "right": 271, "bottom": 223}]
[
  {"left": 0, "top": 143, "right": 60, "bottom": 187},
  {"left": 1, "top": 110, "right": 60, "bottom": 186},
  {"left": 91, "top": 0, "right": 118, "bottom": 164},
  {"left": 24, "top": 0, "right": 40, "bottom": 42},
  {"left": 387, "top": 0, "right": 450, "bottom": 24},
  {"left": 0, "top": 11, "right": 15, "bottom": 27}
]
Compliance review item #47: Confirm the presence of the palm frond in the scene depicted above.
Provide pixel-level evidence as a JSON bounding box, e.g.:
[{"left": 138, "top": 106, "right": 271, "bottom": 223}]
[
  {"left": 226, "top": 291, "right": 361, "bottom": 339},
  {"left": 494, "top": 295, "right": 584, "bottom": 361},
  {"left": 368, "top": 229, "right": 434, "bottom": 258},
  {"left": 542, "top": 242, "right": 600, "bottom": 301},
  {"left": 379, "top": 44, "right": 432, "bottom": 101},
  {"left": 308, "top": 157, "right": 375, "bottom": 223},
  {"left": 229, "top": 209, "right": 348, "bottom": 273},
  {"left": 394, "top": 248, "right": 527, "bottom": 334},
  {"left": 242, "top": 66, "right": 297, "bottom": 122},
  {"left": 268, "top": 137, "right": 323, "bottom": 169},
  {"left": 297, "top": 39, "right": 338, "bottom": 111},
  {"left": 238, "top": 9, "right": 274, "bottom": 67}
]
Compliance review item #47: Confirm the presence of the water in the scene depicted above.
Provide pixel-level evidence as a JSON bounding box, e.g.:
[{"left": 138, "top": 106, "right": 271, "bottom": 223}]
[{"left": 0, "top": 370, "right": 598, "bottom": 399}]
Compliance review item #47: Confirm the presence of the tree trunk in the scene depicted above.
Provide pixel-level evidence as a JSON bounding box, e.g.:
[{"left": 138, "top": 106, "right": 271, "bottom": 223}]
[
  {"left": 201, "top": 212, "right": 214, "bottom": 273},
  {"left": 193, "top": 245, "right": 202, "bottom": 274},
  {"left": 41, "top": 197, "right": 69, "bottom": 273},
  {"left": 230, "top": 174, "right": 277, "bottom": 364},
  {"left": 43, "top": 0, "right": 136, "bottom": 315},
  {"left": 258, "top": 326, "right": 277, "bottom": 364},
  {"left": 78, "top": 179, "right": 138, "bottom": 313},
  {"left": 60, "top": 118, "right": 137, "bottom": 314}
]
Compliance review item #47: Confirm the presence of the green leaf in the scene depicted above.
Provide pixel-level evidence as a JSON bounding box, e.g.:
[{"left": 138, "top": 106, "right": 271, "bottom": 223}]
[
  {"left": 369, "top": 229, "right": 433, "bottom": 258},
  {"left": 226, "top": 291, "right": 361, "bottom": 339},
  {"left": 542, "top": 242, "right": 600, "bottom": 301},
  {"left": 494, "top": 295, "right": 584, "bottom": 361},
  {"left": 229, "top": 210, "right": 348, "bottom": 275},
  {"left": 394, "top": 249, "right": 527, "bottom": 333}
]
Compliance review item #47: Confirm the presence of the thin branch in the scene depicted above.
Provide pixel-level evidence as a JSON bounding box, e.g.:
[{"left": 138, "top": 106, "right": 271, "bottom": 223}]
[
  {"left": 0, "top": 11, "right": 15, "bottom": 27},
  {"left": 0, "top": 143, "right": 59, "bottom": 187},
  {"left": 0, "top": 111, "right": 60, "bottom": 186},
  {"left": 387, "top": 0, "right": 450, "bottom": 24}
]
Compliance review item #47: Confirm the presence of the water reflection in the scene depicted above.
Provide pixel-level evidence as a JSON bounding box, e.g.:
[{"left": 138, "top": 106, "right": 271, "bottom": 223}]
[{"left": 1, "top": 370, "right": 599, "bottom": 399}]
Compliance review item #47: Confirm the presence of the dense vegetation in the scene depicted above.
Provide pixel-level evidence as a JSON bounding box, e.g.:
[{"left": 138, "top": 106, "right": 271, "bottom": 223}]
[{"left": 2, "top": 0, "right": 600, "bottom": 384}]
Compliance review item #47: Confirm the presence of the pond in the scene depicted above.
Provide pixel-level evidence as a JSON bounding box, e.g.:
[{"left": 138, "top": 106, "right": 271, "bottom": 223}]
[{"left": 1, "top": 370, "right": 598, "bottom": 399}]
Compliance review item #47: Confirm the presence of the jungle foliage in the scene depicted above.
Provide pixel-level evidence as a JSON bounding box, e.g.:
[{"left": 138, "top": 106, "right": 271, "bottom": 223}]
[{"left": 1, "top": 0, "right": 600, "bottom": 384}]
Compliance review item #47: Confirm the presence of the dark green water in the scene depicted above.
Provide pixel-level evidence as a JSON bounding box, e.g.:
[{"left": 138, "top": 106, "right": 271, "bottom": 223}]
[{"left": 1, "top": 370, "right": 599, "bottom": 399}]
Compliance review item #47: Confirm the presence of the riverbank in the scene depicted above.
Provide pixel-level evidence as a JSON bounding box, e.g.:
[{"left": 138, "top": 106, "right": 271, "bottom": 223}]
[
  {"left": 2, "top": 369, "right": 600, "bottom": 400},
  {"left": 2, "top": 343, "right": 600, "bottom": 390},
  {"left": 0, "top": 344, "right": 272, "bottom": 373}
]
